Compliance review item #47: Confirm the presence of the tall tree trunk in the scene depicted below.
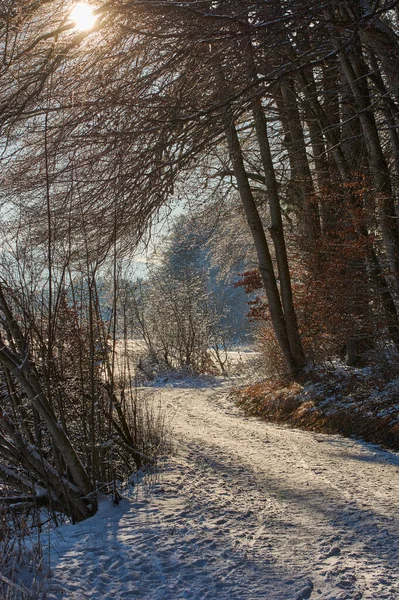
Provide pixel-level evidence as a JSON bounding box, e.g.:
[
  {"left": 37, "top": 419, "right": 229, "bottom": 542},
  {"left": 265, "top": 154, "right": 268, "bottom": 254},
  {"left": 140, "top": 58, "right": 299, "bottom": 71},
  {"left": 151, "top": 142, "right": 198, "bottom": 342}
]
[
  {"left": 222, "top": 109, "right": 304, "bottom": 376},
  {"left": 274, "top": 82, "right": 321, "bottom": 242},
  {"left": 330, "top": 24, "right": 399, "bottom": 293},
  {"left": 304, "top": 100, "right": 334, "bottom": 233},
  {"left": 240, "top": 37, "right": 305, "bottom": 369},
  {"left": 250, "top": 96, "right": 305, "bottom": 368}
]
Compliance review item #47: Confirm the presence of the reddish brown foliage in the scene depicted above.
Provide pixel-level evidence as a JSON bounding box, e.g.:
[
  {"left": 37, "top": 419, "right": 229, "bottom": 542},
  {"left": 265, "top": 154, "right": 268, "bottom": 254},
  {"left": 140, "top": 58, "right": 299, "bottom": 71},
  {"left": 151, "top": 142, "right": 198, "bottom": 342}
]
[
  {"left": 235, "top": 269, "right": 268, "bottom": 321},
  {"left": 232, "top": 367, "right": 399, "bottom": 452}
]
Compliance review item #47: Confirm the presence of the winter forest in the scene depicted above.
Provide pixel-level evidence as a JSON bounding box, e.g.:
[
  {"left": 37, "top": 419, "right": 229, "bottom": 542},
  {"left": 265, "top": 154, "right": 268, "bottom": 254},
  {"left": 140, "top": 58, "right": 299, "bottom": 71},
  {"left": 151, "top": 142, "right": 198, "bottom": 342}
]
[{"left": 1, "top": 1, "right": 399, "bottom": 598}]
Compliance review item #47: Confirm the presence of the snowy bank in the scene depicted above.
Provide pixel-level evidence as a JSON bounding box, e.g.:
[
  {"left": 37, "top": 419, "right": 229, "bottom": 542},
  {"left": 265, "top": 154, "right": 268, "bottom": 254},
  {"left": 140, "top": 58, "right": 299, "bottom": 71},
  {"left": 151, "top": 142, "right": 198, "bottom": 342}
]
[{"left": 233, "top": 361, "right": 399, "bottom": 451}]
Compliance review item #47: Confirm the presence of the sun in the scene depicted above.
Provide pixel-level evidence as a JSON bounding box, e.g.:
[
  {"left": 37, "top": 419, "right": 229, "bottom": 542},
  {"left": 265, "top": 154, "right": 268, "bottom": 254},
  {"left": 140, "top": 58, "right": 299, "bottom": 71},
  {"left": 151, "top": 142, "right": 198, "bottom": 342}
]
[{"left": 70, "top": 3, "right": 96, "bottom": 31}]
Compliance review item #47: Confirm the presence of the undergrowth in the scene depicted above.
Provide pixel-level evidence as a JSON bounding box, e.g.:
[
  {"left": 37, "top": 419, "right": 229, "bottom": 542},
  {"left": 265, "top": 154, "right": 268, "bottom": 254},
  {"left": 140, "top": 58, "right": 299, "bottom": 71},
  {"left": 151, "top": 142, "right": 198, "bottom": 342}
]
[
  {"left": 0, "top": 507, "right": 49, "bottom": 599},
  {"left": 232, "top": 360, "right": 399, "bottom": 451}
]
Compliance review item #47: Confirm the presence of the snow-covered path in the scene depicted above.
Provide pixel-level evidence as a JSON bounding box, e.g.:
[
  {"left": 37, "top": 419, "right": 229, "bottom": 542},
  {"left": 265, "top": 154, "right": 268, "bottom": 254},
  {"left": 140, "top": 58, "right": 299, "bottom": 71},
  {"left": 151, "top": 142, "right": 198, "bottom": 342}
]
[{"left": 47, "top": 377, "right": 399, "bottom": 599}]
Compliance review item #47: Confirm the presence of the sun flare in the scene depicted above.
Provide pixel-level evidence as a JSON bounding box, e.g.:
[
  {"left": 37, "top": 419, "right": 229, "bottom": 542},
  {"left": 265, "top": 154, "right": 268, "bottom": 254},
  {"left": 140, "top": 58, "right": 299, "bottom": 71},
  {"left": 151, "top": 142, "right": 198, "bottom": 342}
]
[{"left": 70, "top": 3, "right": 96, "bottom": 31}]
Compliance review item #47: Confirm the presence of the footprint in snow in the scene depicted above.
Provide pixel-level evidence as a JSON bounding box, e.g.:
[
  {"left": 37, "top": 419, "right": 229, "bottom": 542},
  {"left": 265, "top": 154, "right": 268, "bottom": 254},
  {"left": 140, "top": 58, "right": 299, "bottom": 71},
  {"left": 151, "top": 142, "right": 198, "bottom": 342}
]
[
  {"left": 294, "top": 579, "right": 314, "bottom": 599},
  {"left": 323, "top": 545, "right": 341, "bottom": 558}
]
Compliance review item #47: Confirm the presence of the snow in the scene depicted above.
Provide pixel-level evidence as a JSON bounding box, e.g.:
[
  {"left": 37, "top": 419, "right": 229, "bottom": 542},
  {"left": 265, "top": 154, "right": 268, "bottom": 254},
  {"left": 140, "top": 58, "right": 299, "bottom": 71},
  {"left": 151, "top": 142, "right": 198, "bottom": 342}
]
[{"left": 45, "top": 374, "right": 399, "bottom": 599}]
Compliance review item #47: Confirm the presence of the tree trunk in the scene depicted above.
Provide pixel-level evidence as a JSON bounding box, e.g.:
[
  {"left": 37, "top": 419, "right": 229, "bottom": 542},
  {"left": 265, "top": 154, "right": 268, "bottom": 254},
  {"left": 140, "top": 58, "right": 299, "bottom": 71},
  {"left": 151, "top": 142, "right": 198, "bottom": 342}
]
[
  {"left": 250, "top": 96, "right": 305, "bottom": 369},
  {"left": 330, "top": 24, "right": 399, "bottom": 294},
  {"left": 274, "top": 82, "right": 321, "bottom": 242},
  {"left": 222, "top": 109, "right": 304, "bottom": 376}
]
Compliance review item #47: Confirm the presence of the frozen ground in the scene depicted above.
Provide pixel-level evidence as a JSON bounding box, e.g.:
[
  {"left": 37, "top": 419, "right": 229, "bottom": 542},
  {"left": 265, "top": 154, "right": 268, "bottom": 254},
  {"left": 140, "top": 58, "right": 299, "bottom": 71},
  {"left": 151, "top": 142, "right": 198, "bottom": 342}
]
[{"left": 46, "top": 373, "right": 399, "bottom": 599}]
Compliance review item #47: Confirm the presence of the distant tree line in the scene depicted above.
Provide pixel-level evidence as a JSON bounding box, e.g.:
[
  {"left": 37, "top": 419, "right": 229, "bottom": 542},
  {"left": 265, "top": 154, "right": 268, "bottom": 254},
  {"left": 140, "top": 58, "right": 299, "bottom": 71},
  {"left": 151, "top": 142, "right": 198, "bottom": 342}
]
[{"left": 121, "top": 216, "right": 251, "bottom": 375}]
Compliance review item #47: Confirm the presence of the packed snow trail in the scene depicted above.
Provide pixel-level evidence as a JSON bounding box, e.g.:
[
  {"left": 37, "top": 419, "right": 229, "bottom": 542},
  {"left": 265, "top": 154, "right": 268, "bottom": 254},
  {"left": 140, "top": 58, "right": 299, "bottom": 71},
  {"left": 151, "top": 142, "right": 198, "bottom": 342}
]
[{"left": 47, "top": 376, "right": 399, "bottom": 599}]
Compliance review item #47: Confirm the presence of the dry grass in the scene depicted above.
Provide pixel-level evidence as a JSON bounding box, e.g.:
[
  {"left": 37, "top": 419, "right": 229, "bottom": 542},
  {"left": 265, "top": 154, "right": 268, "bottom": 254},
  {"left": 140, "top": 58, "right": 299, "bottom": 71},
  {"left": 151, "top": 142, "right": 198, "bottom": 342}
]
[
  {"left": 232, "top": 362, "right": 399, "bottom": 450},
  {"left": 0, "top": 508, "right": 48, "bottom": 599}
]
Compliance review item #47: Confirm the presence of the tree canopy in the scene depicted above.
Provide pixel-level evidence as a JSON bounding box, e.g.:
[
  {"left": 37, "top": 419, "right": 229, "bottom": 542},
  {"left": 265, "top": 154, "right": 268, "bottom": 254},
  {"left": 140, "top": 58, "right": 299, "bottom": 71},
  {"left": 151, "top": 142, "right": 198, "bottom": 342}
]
[{"left": 2, "top": 0, "right": 399, "bottom": 368}]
